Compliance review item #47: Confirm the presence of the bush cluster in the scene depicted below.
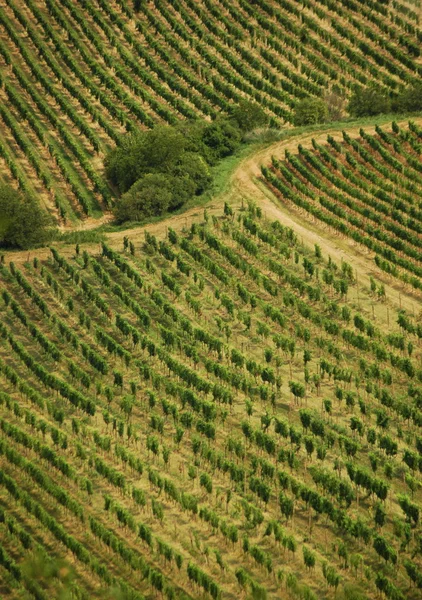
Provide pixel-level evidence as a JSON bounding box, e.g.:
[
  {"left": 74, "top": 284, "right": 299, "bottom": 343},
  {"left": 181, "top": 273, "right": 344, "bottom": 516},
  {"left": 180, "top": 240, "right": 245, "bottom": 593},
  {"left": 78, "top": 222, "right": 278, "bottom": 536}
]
[
  {"left": 293, "top": 83, "right": 422, "bottom": 125},
  {"left": 348, "top": 83, "right": 422, "bottom": 118},
  {"left": 0, "top": 185, "right": 53, "bottom": 249},
  {"left": 106, "top": 101, "right": 267, "bottom": 223}
]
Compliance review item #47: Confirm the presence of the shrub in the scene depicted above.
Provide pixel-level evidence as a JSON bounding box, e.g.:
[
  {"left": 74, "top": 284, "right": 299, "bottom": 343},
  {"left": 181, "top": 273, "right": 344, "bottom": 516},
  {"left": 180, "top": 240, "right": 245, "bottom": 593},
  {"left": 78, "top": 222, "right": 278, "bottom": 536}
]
[
  {"left": 393, "top": 83, "right": 422, "bottom": 113},
  {"left": 201, "top": 118, "right": 242, "bottom": 163},
  {"left": 229, "top": 100, "right": 268, "bottom": 132},
  {"left": 105, "top": 125, "right": 187, "bottom": 194},
  {"left": 172, "top": 152, "right": 211, "bottom": 195},
  {"left": 293, "top": 98, "right": 327, "bottom": 126},
  {"left": 114, "top": 174, "right": 173, "bottom": 223},
  {"left": 108, "top": 114, "right": 245, "bottom": 223},
  {"left": 0, "top": 184, "right": 53, "bottom": 249},
  {"left": 348, "top": 86, "right": 391, "bottom": 117}
]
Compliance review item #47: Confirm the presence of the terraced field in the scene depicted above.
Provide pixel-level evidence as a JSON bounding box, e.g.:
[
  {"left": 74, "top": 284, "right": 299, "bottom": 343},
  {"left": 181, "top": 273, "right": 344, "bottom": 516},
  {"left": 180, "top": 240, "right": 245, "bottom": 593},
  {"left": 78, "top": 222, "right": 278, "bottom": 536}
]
[
  {"left": 0, "top": 0, "right": 421, "bottom": 223},
  {"left": 1, "top": 202, "right": 422, "bottom": 599}
]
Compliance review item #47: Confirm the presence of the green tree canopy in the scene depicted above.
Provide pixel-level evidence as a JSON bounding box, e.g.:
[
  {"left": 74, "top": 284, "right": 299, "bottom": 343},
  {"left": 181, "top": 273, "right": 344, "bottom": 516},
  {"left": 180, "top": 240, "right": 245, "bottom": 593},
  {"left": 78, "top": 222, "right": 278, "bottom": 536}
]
[
  {"left": 394, "top": 83, "right": 422, "bottom": 113},
  {"left": 293, "top": 98, "right": 327, "bottom": 126},
  {"left": 229, "top": 100, "right": 268, "bottom": 132},
  {"left": 201, "top": 118, "right": 242, "bottom": 164},
  {"left": 0, "top": 184, "right": 53, "bottom": 249},
  {"left": 348, "top": 86, "right": 391, "bottom": 117},
  {"left": 107, "top": 113, "right": 247, "bottom": 223},
  {"left": 172, "top": 152, "right": 212, "bottom": 195},
  {"left": 105, "top": 125, "right": 187, "bottom": 193},
  {"left": 167, "top": 174, "right": 197, "bottom": 210},
  {"left": 114, "top": 174, "right": 173, "bottom": 222}
]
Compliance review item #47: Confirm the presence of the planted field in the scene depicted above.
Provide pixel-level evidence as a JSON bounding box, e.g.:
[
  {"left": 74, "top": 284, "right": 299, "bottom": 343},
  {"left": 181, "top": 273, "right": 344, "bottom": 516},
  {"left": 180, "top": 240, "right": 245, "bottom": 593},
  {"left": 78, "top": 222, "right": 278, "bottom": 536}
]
[
  {"left": 0, "top": 0, "right": 421, "bottom": 222},
  {"left": 0, "top": 204, "right": 421, "bottom": 599},
  {"left": 262, "top": 121, "right": 422, "bottom": 293}
]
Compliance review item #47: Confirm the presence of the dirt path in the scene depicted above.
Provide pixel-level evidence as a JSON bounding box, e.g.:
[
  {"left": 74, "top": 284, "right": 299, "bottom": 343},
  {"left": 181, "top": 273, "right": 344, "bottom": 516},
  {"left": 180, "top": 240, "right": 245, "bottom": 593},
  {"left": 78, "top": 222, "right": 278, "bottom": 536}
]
[
  {"left": 228, "top": 118, "right": 422, "bottom": 316},
  {"left": 8, "top": 118, "right": 422, "bottom": 317},
  {"left": 106, "top": 116, "right": 422, "bottom": 316}
]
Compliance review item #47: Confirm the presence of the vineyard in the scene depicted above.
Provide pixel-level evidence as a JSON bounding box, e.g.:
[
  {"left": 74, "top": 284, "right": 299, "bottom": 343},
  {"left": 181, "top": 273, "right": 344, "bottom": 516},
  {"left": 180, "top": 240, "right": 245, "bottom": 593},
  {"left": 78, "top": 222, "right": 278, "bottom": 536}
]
[
  {"left": 262, "top": 120, "right": 422, "bottom": 292},
  {"left": 0, "top": 0, "right": 421, "bottom": 223},
  {"left": 1, "top": 0, "right": 422, "bottom": 599},
  {"left": 0, "top": 201, "right": 422, "bottom": 599}
]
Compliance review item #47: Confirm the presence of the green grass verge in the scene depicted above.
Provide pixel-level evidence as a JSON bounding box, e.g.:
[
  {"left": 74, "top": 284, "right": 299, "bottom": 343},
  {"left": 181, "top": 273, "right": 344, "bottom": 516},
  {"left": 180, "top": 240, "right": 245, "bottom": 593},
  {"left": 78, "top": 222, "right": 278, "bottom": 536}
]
[{"left": 54, "top": 230, "right": 106, "bottom": 244}]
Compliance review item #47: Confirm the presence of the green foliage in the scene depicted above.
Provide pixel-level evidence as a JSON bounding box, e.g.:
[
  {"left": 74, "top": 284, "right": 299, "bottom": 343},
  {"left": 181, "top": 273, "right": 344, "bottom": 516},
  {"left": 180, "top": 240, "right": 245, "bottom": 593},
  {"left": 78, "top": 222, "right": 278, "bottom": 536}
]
[
  {"left": 302, "top": 546, "right": 316, "bottom": 570},
  {"left": 2, "top": 144, "right": 422, "bottom": 600},
  {"left": 114, "top": 174, "right": 173, "bottom": 223},
  {"left": 348, "top": 86, "right": 391, "bottom": 117},
  {"left": 105, "top": 126, "right": 187, "bottom": 194},
  {"left": 229, "top": 100, "right": 268, "bottom": 132},
  {"left": 293, "top": 98, "right": 327, "bottom": 126},
  {"left": 201, "top": 118, "right": 242, "bottom": 164},
  {"left": 108, "top": 115, "right": 246, "bottom": 223},
  {"left": 393, "top": 83, "right": 422, "bottom": 113},
  {"left": 172, "top": 152, "right": 211, "bottom": 195},
  {"left": 0, "top": 184, "right": 53, "bottom": 249}
]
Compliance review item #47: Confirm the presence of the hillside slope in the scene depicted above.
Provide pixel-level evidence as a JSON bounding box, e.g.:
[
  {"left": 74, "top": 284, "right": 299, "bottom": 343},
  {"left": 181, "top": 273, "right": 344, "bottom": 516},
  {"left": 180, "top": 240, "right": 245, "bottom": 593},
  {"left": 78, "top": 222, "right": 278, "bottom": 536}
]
[
  {"left": 1, "top": 203, "right": 422, "bottom": 599},
  {"left": 0, "top": 0, "right": 420, "bottom": 223}
]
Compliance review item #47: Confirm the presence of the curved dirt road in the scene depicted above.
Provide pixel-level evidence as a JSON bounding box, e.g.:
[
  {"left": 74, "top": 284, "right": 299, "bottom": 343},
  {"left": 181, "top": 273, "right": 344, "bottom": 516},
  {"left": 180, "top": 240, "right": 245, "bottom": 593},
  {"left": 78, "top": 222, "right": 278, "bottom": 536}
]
[
  {"left": 229, "top": 119, "right": 422, "bottom": 317},
  {"left": 110, "top": 117, "right": 422, "bottom": 317},
  {"left": 7, "top": 118, "right": 422, "bottom": 318}
]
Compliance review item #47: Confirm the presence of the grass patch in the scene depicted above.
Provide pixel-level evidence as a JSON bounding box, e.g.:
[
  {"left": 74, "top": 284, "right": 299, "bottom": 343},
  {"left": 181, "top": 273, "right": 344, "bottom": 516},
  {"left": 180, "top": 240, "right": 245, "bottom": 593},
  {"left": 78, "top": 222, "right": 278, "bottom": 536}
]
[{"left": 56, "top": 230, "right": 106, "bottom": 244}]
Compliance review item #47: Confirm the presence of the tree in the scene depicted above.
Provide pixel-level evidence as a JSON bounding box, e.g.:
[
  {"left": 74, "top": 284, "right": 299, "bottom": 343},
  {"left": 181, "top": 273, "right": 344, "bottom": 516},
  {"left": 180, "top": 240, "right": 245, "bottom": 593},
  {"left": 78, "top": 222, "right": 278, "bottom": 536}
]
[
  {"left": 114, "top": 174, "right": 173, "bottom": 222},
  {"left": 348, "top": 86, "right": 390, "bottom": 117},
  {"left": 107, "top": 120, "right": 220, "bottom": 221},
  {"left": 105, "top": 126, "right": 187, "bottom": 193},
  {"left": 172, "top": 152, "right": 211, "bottom": 195},
  {"left": 229, "top": 100, "right": 268, "bottom": 132},
  {"left": 0, "top": 184, "right": 53, "bottom": 249},
  {"left": 293, "top": 98, "right": 327, "bottom": 126},
  {"left": 167, "top": 175, "right": 197, "bottom": 211},
  {"left": 394, "top": 83, "right": 422, "bottom": 113},
  {"left": 201, "top": 118, "right": 242, "bottom": 163}
]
